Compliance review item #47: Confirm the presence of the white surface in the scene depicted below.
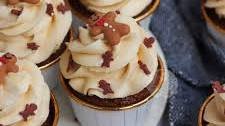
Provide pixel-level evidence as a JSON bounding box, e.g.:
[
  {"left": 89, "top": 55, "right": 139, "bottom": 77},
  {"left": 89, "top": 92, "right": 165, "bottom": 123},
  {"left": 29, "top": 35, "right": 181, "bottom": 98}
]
[{"left": 44, "top": 16, "right": 169, "bottom": 126}]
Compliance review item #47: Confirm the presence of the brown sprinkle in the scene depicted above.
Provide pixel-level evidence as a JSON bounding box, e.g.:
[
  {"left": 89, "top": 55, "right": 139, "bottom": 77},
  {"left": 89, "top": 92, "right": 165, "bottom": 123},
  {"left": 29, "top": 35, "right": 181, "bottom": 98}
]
[
  {"left": 144, "top": 37, "right": 155, "bottom": 48},
  {"left": 27, "top": 43, "right": 40, "bottom": 50},
  {"left": 99, "top": 80, "right": 114, "bottom": 95},
  {"left": 138, "top": 60, "right": 151, "bottom": 75},
  {"left": 57, "top": 3, "right": 69, "bottom": 14},
  {"left": 11, "top": 9, "right": 22, "bottom": 16},
  {"left": 101, "top": 51, "right": 113, "bottom": 68},
  {"left": 46, "top": 3, "right": 54, "bottom": 16},
  {"left": 19, "top": 103, "right": 37, "bottom": 121}
]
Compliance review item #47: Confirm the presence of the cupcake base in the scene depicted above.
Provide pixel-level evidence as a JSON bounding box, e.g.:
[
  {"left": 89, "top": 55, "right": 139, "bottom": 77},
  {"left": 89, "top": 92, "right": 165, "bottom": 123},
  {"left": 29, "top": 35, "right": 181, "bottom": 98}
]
[
  {"left": 198, "top": 94, "right": 214, "bottom": 126},
  {"left": 60, "top": 57, "right": 165, "bottom": 126},
  {"left": 42, "top": 92, "right": 59, "bottom": 126},
  {"left": 67, "top": 0, "right": 160, "bottom": 22}
]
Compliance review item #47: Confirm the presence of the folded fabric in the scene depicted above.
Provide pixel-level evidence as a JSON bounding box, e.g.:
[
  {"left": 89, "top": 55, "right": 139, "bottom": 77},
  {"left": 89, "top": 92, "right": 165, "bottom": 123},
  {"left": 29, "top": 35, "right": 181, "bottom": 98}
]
[{"left": 150, "top": 0, "right": 225, "bottom": 87}]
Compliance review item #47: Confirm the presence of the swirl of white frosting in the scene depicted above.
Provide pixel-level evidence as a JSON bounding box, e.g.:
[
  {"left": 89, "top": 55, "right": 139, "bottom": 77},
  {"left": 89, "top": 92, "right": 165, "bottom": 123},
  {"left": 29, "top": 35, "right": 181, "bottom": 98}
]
[
  {"left": 205, "top": 0, "right": 225, "bottom": 18},
  {"left": 0, "top": 59, "right": 50, "bottom": 126},
  {"left": 80, "top": 0, "right": 153, "bottom": 17},
  {"left": 0, "top": 0, "right": 72, "bottom": 64},
  {"left": 204, "top": 92, "right": 225, "bottom": 126},
  {"left": 60, "top": 14, "right": 158, "bottom": 99}
]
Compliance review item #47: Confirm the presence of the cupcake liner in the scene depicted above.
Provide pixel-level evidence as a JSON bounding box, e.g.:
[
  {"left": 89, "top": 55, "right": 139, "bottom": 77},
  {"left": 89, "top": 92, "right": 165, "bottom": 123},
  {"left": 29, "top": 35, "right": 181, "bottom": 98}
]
[
  {"left": 67, "top": 0, "right": 160, "bottom": 22},
  {"left": 59, "top": 57, "right": 165, "bottom": 126},
  {"left": 41, "top": 28, "right": 73, "bottom": 89},
  {"left": 42, "top": 92, "right": 59, "bottom": 126},
  {"left": 201, "top": 0, "right": 225, "bottom": 48},
  {"left": 198, "top": 94, "right": 214, "bottom": 126}
]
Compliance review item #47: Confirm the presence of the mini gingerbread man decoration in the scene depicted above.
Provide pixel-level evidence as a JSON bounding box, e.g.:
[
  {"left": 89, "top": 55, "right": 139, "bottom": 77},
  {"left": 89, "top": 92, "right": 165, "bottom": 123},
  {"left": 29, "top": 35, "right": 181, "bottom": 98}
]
[
  {"left": 7, "top": 0, "right": 39, "bottom": 5},
  {"left": 88, "top": 12, "right": 130, "bottom": 46},
  {"left": 0, "top": 53, "right": 19, "bottom": 85}
]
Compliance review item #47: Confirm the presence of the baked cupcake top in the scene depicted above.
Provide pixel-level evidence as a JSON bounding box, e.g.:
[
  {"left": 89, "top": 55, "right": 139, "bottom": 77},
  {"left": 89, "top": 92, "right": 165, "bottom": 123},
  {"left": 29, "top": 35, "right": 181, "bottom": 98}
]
[
  {"left": 0, "top": 0, "right": 72, "bottom": 64},
  {"left": 80, "top": 0, "right": 153, "bottom": 17},
  {"left": 204, "top": 81, "right": 225, "bottom": 125},
  {"left": 60, "top": 12, "right": 158, "bottom": 99},
  {"left": 0, "top": 53, "right": 50, "bottom": 126},
  {"left": 205, "top": 0, "right": 225, "bottom": 18}
]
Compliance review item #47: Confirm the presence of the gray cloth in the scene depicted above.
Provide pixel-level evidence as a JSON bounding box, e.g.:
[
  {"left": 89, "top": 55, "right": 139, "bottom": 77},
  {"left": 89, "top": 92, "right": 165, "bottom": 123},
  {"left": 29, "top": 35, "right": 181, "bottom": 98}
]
[{"left": 150, "top": 0, "right": 225, "bottom": 125}]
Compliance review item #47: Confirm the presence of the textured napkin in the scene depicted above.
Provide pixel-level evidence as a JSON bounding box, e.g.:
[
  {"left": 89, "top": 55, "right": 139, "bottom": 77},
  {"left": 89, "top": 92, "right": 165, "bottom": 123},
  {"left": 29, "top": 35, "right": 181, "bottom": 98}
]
[{"left": 150, "top": 0, "right": 225, "bottom": 125}]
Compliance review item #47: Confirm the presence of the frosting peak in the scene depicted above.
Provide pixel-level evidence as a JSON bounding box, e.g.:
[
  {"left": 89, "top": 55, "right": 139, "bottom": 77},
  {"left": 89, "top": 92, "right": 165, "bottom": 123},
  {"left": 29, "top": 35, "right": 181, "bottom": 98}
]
[
  {"left": 0, "top": 53, "right": 50, "bottom": 126},
  {"left": 80, "top": 0, "right": 153, "bottom": 17},
  {"left": 205, "top": 0, "right": 225, "bottom": 18},
  {"left": 0, "top": 0, "right": 72, "bottom": 64},
  {"left": 204, "top": 82, "right": 225, "bottom": 126},
  {"left": 60, "top": 12, "right": 158, "bottom": 99}
]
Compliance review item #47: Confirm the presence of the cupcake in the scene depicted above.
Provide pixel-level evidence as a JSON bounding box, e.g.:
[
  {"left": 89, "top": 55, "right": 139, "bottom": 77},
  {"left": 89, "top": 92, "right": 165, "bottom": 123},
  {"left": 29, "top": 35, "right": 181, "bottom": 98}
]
[
  {"left": 198, "top": 81, "right": 225, "bottom": 126},
  {"left": 0, "top": 53, "right": 59, "bottom": 126},
  {"left": 68, "top": 0, "right": 160, "bottom": 22},
  {"left": 0, "top": 0, "right": 72, "bottom": 68},
  {"left": 202, "top": 0, "right": 225, "bottom": 47},
  {"left": 60, "top": 11, "right": 165, "bottom": 126}
]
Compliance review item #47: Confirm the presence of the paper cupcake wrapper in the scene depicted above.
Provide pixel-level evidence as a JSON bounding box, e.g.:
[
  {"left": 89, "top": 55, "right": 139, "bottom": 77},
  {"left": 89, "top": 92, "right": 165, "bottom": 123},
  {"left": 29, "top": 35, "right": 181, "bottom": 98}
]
[
  {"left": 41, "top": 28, "right": 73, "bottom": 89},
  {"left": 43, "top": 92, "right": 59, "bottom": 126},
  {"left": 59, "top": 57, "right": 165, "bottom": 126},
  {"left": 198, "top": 94, "right": 214, "bottom": 126},
  {"left": 66, "top": 0, "right": 160, "bottom": 22},
  {"left": 201, "top": 0, "right": 225, "bottom": 48}
]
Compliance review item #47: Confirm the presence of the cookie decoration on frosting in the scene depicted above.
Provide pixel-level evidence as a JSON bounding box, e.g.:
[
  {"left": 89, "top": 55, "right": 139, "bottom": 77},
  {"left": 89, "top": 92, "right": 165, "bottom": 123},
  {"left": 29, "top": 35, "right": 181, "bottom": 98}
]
[
  {"left": 89, "top": 12, "right": 130, "bottom": 46},
  {"left": 138, "top": 60, "right": 150, "bottom": 75},
  {"left": 19, "top": 103, "right": 38, "bottom": 121},
  {"left": 101, "top": 51, "right": 113, "bottom": 67},
  {"left": 144, "top": 37, "right": 155, "bottom": 48},
  {"left": 99, "top": 80, "right": 114, "bottom": 95},
  {"left": 0, "top": 53, "right": 19, "bottom": 85},
  {"left": 212, "top": 81, "right": 225, "bottom": 93},
  {"left": 7, "top": 0, "right": 40, "bottom": 5}
]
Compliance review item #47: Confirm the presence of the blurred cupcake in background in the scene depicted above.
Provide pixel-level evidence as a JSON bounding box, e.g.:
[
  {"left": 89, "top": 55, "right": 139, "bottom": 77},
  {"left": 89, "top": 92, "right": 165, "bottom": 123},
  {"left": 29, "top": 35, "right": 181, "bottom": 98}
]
[
  {"left": 0, "top": 0, "right": 72, "bottom": 68},
  {"left": 68, "top": 0, "right": 160, "bottom": 22},
  {"left": 0, "top": 53, "right": 59, "bottom": 126},
  {"left": 198, "top": 81, "right": 225, "bottom": 126},
  {"left": 202, "top": 0, "right": 225, "bottom": 48}
]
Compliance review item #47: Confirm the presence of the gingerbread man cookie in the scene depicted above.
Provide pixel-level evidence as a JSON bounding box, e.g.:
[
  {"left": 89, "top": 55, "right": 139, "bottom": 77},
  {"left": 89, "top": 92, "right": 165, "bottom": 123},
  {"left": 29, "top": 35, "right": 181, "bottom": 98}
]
[
  {"left": 7, "top": 0, "right": 39, "bottom": 5},
  {"left": 88, "top": 12, "right": 130, "bottom": 46},
  {"left": 0, "top": 53, "right": 19, "bottom": 85}
]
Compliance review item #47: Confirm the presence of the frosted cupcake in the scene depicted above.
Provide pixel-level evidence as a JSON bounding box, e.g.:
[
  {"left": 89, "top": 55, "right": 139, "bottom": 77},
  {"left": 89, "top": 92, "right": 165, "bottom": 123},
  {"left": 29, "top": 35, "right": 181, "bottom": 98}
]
[
  {"left": 60, "top": 11, "right": 164, "bottom": 126},
  {"left": 68, "top": 0, "right": 160, "bottom": 22},
  {"left": 202, "top": 0, "right": 225, "bottom": 47},
  {"left": 198, "top": 81, "right": 225, "bottom": 126},
  {"left": 0, "top": 53, "right": 59, "bottom": 126},
  {"left": 0, "top": 0, "right": 72, "bottom": 68}
]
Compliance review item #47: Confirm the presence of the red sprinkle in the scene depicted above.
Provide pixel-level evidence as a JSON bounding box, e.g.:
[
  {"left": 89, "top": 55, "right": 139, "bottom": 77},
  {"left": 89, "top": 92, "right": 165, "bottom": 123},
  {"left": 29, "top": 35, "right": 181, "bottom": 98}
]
[
  {"left": 143, "top": 37, "right": 155, "bottom": 48},
  {"left": 138, "top": 60, "right": 151, "bottom": 75},
  {"left": 101, "top": 51, "right": 113, "bottom": 68},
  {"left": 95, "top": 17, "right": 106, "bottom": 26},
  {"left": 99, "top": 80, "right": 114, "bottom": 95},
  {"left": 0, "top": 57, "right": 6, "bottom": 64},
  {"left": 212, "top": 81, "right": 225, "bottom": 93},
  {"left": 19, "top": 103, "right": 37, "bottom": 121}
]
